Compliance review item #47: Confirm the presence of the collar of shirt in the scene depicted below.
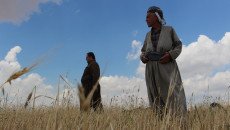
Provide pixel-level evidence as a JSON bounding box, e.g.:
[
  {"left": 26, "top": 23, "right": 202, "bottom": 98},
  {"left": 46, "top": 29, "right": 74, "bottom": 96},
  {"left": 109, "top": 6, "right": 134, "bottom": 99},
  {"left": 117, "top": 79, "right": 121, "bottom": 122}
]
[{"left": 151, "top": 27, "right": 161, "bottom": 34}]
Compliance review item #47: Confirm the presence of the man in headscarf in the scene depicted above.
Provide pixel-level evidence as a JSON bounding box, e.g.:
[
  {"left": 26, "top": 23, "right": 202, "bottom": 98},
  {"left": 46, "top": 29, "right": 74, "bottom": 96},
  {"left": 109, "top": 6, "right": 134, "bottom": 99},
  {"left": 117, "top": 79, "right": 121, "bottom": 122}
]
[
  {"left": 81, "top": 52, "right": 103, "bottom": 111},
  {"left": 140, "top": 6, "right": 187, "bottom": 116}
]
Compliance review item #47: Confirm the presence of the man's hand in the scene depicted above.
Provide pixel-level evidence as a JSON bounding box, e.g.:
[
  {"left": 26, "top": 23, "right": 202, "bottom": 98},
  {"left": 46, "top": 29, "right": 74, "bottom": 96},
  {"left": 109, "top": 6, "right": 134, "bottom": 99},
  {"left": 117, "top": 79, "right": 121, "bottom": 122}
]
[
  {"left": 160, "top": 52, "right": 171, "bottom": 64},
  {"left": 141, "top": 55, "right": 149, "bottom": 64}
]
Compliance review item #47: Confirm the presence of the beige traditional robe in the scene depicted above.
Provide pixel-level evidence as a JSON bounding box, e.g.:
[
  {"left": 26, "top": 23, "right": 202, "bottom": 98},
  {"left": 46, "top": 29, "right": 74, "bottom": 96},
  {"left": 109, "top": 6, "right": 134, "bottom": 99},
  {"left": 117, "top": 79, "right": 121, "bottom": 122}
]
[{"left": 140, "top": 26, "right": 187, "bottom": 115}]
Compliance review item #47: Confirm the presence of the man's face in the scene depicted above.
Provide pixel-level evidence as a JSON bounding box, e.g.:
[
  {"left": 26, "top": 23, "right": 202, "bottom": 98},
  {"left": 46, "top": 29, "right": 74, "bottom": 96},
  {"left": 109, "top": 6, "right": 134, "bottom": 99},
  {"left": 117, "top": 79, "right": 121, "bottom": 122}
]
[
  {"left": 86, "top": 54, "right": 92, "bottom": 63},
  {"left": 146, "top": 12, "right": 158, "bottom": 27}
]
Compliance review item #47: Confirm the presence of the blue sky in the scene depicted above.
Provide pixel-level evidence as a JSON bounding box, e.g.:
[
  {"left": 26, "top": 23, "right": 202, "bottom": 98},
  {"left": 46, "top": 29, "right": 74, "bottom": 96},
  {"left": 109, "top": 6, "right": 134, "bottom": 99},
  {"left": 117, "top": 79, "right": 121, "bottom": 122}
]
[{"left": 1, "top": 0, "right": 230, "bottom": 104}]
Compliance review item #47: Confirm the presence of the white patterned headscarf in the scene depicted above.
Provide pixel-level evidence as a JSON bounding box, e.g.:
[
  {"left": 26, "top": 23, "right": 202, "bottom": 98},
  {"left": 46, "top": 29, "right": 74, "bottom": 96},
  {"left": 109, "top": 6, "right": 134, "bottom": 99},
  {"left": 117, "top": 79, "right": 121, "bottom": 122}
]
[{"left": 147, "top": 6, "right": 166, "bottom": 25}]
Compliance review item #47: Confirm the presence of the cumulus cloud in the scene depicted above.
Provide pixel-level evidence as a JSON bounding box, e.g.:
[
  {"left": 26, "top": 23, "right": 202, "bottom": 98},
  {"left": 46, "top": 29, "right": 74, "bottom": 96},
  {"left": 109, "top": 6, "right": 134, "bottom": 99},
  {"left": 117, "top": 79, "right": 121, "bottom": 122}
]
[
  {"left": 0, "top": 46, "right": 21, "bottom": 82},
  {"left": 126, "top": 40, "right": 142, "bottom": 61},
  {"left": 177, "top": 32, "right": 230, "bottom": 78},
  {"left": 0, "top": 46, "right": 55, "bottom": 106},
  {"left": 177, "top": 32, "right": 230, "bottom": 103},
  {"left": 183, "top": 71, "right": 230, "bottom": 99},
  {"left": 0, "top": 0, "right": 62, "bottom": 24},
  {"left": 100, "top": 75, "right": 148, "bottom": 106},
  {"left": 136, "top": 61, "right": 145, "bottom": 78},
  {"left": 135, "top": 32, "right": 230, "bottom": 104}
]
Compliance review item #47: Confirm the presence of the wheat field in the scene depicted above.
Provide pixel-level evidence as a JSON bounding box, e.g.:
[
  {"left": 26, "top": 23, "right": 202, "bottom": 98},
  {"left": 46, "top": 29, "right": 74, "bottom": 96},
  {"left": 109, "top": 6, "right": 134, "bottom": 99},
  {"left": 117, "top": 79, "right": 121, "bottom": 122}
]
[
  {"left": 0, "top": 101, "right": 229, "bottom": 129},
  {"left": 0, "top": 83, "right": 230, "bottom": 130},
  {"left": 0, "top": 72, "right": 229, "bottom": 129}
]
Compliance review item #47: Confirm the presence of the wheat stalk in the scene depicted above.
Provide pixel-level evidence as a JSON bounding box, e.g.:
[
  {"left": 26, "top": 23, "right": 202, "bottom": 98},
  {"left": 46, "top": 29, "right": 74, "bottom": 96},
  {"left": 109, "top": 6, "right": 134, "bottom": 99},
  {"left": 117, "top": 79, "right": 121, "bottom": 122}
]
[
  {"left": 2, "top": 88, "right": 4, "bottom": 96},
  {"left": 59, "top": 75, "right": 72, "bottom": 87},
  {"left": 33, "top": 86, "right": 36, "bottom": 112},
  {"left": 24, "top": 88, "right": 34, "bottom": 109},
  {"left": 56, "top": 76, "right": 61, "bottom": 107},
  {"left": 35, "top": 95, "right": 56, "bottom": 100}
]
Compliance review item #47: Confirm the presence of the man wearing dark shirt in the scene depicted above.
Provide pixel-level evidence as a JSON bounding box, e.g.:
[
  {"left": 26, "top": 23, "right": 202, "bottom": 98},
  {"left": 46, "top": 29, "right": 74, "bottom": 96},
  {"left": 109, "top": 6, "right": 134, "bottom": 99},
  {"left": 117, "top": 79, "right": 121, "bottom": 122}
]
[{"left": 81, "top": 52, "right": 103, "bottom": 111}]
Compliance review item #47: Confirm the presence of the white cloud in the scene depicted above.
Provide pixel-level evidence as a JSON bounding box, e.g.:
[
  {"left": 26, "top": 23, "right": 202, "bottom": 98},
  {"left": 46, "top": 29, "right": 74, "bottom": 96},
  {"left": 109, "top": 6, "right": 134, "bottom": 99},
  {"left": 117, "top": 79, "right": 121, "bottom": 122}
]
[
  {"left": 135, "top": 32, "right": 230, "bottom": 104},
  {"left": 0, "top": 46, "right": 55, "bottom": 106},
  {"left": 136, "top": 61, "right": 145, "bottom": 78},
  {"left": 178, "top": 32, "right": 230, "bottom": 103},
  {"left": 0, "top": 0, "right": 62, "bottom": 24},
  {"left": 0, "top": 46, "right": 22, "bottom": 82},
  {"left": 4, "top": 46, "right": 22, "bottom": 62},
  {"left": 100, "top": 75, "right": 148, "bottom": 106},
  {"left": 126, "top": 40, "right": 142, "bottom": 61},
  {"left": 177, "top": 32, "right": 230, "bottom": 78},
  {"left": 183, "top": 70, "right": 230, "bottom": 104}
]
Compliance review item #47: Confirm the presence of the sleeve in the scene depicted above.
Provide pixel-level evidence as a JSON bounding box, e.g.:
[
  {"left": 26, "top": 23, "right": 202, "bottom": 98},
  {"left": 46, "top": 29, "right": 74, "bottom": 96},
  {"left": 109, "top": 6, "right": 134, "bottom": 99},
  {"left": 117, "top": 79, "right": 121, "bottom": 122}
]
[
  {"left": 90, "top": 62, "right": 100, "bottom": 86},
  {"left": 168, "top": 27, "right": 182, "bottom": 60},
  {"left": 81, "top": 67, "right": 91, "bottom": 85},
  {"left": 140, "top": 35, "right": 148, "bottom": 61}
]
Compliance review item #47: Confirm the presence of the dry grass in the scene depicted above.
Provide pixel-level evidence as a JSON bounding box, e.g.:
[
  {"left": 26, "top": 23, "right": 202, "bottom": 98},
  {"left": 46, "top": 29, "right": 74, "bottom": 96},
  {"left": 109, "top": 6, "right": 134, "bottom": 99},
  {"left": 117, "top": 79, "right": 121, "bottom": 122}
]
[{"left": 0, "top": 102, "right": 229, "bottom": 129}]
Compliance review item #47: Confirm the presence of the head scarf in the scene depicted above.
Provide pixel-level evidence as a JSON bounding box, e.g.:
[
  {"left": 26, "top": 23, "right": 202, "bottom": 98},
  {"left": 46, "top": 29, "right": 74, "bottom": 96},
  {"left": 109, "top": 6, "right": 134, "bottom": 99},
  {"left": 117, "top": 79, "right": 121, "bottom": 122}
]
[{"left": 147, "top": 6, "right": 166, "bottom": 25}]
